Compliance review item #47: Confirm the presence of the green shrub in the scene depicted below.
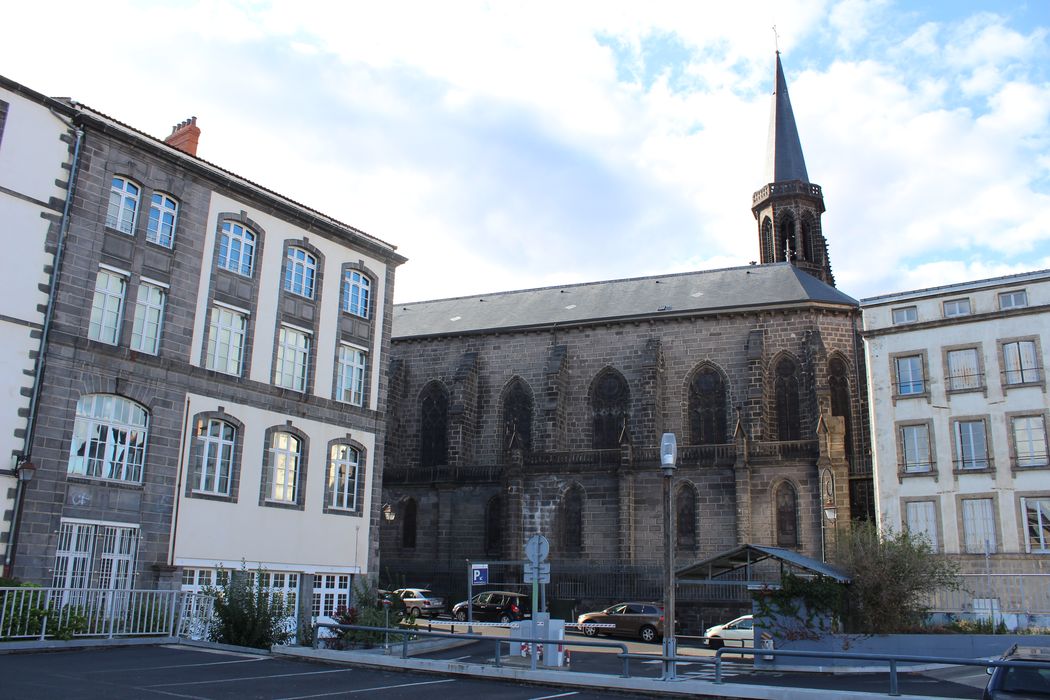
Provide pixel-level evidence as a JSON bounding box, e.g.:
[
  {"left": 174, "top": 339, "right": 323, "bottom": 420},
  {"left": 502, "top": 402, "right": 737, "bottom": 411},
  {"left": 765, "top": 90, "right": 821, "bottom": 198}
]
[{"left": 204, "top": 563, "right": 292, "bottom": 649}]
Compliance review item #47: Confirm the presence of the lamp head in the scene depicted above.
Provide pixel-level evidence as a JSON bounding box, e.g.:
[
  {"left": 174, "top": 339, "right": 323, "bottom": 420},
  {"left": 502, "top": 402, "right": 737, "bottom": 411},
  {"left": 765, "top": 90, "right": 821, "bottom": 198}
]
[{"left": 660, "top": 433, "right": 677, "bottom": 473}]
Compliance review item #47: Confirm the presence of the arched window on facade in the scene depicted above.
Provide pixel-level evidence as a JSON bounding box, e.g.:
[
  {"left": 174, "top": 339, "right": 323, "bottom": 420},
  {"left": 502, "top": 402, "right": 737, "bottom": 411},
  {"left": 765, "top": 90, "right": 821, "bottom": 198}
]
[
  {"left": 828, "top": 357, "right": 854, "bottom": 464},
  {"left": 502, "top": 380, "right": 533, "bottom": 453},
  {"left": 775, "top": 482, "right": 799, "bottom": 547},
  {"left": 689, "top": 367, "right": 727, "bottom": 445},
  {"left": 775, "top": 357, "right": 801, "bottom": 441},
  {"left": 676, "top": 484, "right": 697, "bottom": 552},
  {"left": 419, "top": 383, "right": 448, "bottom": 468},
  {"left": 800, "top": 215, "right": 817, "bottom": 262},
  {"left": 762, "top": 217, "right": 774, "bottom": 262},
  {"left": 485, "top": 496, "right": 503, "bottom": 557},
  {"left": 591, "top": 370, "right": 629, "bottom": 449},
  {"left": 401, "top": 498, "right": 417, "bottom": 549},
  {"left": 559, "top": 485, "right": 583, "bottom": 554}
]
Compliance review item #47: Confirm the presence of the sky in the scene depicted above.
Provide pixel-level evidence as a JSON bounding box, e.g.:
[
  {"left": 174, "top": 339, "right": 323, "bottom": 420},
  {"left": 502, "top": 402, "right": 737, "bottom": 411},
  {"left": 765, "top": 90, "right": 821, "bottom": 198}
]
[{"left": 3, "top": 1, "right": 1049, "bottom": 303}]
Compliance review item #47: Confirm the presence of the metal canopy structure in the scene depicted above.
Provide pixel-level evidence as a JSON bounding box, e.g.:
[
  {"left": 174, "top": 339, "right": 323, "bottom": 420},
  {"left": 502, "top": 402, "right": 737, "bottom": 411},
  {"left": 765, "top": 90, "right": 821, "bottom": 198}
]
[{"left": 675, "top": 544, "right": 851, "bottom": 588}]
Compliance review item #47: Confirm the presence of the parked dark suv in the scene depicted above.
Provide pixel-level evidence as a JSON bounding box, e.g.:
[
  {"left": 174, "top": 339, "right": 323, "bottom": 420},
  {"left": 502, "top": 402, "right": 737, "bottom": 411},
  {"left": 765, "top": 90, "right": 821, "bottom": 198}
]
[
  {"left": 577, "top": 601, "right": 666, "bottom": 643},
  {"left": 452, "top": 591, "right": 531, "bottom": 623}
]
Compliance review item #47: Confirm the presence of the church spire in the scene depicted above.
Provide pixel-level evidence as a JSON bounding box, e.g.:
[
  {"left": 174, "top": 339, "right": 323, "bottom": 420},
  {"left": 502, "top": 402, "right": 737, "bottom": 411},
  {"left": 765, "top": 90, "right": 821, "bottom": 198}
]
[
  {"left": 765, "top": 52, "right": 809, "bottom": 184},
  {"left": 752, "top": 53, "right": 835, "bottom": 287}
]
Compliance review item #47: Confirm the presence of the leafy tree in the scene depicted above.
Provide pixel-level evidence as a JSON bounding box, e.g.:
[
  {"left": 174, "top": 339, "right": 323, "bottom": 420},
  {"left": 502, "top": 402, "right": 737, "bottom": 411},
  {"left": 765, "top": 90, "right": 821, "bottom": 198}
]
[
  {"left": 205, "top": 563, "right": 292, "bottom": 649},
  {"left": 831, "top": 521, "right": 960, "bottom": 634}
]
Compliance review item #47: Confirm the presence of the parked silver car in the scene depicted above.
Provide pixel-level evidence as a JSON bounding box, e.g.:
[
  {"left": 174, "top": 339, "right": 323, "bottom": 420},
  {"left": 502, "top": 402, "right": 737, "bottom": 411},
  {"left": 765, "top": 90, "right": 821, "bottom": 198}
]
[{"left": 393, "top": 588, "right": 445, "bottom": 618}]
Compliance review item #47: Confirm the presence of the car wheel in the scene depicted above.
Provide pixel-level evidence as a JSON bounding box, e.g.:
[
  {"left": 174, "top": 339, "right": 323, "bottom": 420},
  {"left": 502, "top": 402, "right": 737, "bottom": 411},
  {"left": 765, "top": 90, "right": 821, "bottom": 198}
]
[
  {"left": 410, "top": 607, "right": 422, "bottom": 618},
  {"left": 499, "top": 613, "right": 513, "bottom": 624},
  {"left": 455, "top": 610, "right": 467, "bottom": 622},
  {"left": 582, "top": 625, "right": 598, "bottom": 637},
  {"left": 640, "top": 625, "right": 658, "bottom": 643},
  {"left": 708, "top": 637, "right": 724, "bottom": 649}
]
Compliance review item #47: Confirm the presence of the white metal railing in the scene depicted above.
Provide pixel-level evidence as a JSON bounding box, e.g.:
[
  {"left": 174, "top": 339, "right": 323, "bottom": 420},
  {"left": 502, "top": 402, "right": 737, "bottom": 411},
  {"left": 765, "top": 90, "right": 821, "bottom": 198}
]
[{"left": 0, "top": 587, "right": 214, "bottom": 641}]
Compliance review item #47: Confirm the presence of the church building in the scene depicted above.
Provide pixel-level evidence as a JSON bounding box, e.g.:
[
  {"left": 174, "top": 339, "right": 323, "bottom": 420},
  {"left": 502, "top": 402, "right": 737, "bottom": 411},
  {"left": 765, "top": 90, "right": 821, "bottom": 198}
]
[{"left": 380, "top": 55, "right": 873, "bottom": 623}]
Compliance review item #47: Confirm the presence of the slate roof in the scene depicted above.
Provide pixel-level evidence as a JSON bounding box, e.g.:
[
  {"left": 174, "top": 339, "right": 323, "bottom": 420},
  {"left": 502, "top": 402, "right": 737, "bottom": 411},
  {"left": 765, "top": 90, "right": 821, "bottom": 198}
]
[
  {"left": 764, "top": 52, "right": 810, "bottom": 184},
  {"left": 393, "top": 263, "right": 858, "bottom": 339}
]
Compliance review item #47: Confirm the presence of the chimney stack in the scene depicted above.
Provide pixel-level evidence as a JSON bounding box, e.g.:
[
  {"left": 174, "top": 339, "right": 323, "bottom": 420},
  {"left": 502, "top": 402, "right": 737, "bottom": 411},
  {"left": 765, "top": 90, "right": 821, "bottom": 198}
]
[{"left": 164, "top": 116, "right": 200, "bottom": 156}]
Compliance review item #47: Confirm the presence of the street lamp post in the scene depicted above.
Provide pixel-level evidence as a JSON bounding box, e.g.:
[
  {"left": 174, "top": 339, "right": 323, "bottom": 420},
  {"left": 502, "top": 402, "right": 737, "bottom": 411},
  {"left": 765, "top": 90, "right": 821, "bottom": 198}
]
[{"left": 659, "top": 433, "right": 678, "bottom": 681}]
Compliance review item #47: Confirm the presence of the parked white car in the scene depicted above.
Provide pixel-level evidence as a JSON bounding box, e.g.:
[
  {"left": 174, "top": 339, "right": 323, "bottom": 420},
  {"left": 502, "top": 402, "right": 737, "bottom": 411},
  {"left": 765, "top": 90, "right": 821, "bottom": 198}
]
[
  {"left": 704, "top": 614, "right": 754, "bottom": 649},
  {"left": 393, "top": 588, "right": 445, "bottom": 618}
]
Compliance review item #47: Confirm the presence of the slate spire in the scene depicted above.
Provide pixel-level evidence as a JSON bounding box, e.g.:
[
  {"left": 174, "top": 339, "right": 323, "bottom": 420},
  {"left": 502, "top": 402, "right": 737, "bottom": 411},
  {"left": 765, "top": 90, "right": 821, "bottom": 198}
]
[
  {"left": 752, "top": 53, "right": 834, "bottom": 287},
  {"left": 765, "top": 52, "right": 809, "bottom": 184}
]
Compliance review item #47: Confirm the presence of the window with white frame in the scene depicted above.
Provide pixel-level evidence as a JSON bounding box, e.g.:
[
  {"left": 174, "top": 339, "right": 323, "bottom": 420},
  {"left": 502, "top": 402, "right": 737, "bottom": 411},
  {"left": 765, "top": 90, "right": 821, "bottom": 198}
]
[
  {"left": 1002, "top": 339, "right": 1041, "bottom": 385},
  {"left": 328, "top": 443, "right": 361, "bottom": 511},
  {"left": 946, "top": 348, "right": 981, "bottom": 391},
  {"left": 206, "top": 306, "right": 247, "bottom": 375},
  {"left": 67, "top": 394, "right": 148, "bottom": 482},
  {"left": 217, "top": 221, "right": 256, "bottom": 276},
  {"left": 130, "top": 282, "right": 165, "bottom": 354},
  {"left": 905, "top": 501, "right": 939, "bottom": 550},
  {"left": 335, "top": 344, "right": 367, "bottom": 406},
  {"left": 895, "top": 355, "right": 925, "bottom": 396},
  {"left": 892, "top": 306, "right": 917, "bottom": 324},
  {"left": 954, "top": 419, "right": 989, "bottom": 470},
  {"left": 999, "top": 290, "right": 1028, "bottom": 310},
  {"left": 247, "top": 570, "right": 299, "bottom": 616},
  {"left": 342, "top": 270, "right": 371, "bottom": 318},
  {"left": 275, "top": 326, "right": 310, "bottom": 391},
  {"left": 146, "top": 193, "right": 178, "bottom": 247},
  {"left": 106, "top": 177, "right": 139, "bottom": 234},
  {"left": 195, "top": 418, "right": 236, "bottom": 495},
  {"left": 1012, "top": 415, "right": 1049, "bottom": 468},
  {"left": 900, "top": 424, "right": 932, "bottom": 473},
  {"left": 942, "top": 298, "right": 971, "bottom": 317},
  {"left": 269, "top": 431, "right": 301, "bottom": 503},
  {"left": 1023, "top": 498, "right": 1050, "bottom": 553},
  {"left": 962, "top": 498, "right": 997, "bottom": 553},
  {"left": 312, "top": 574, "right": 351, "bottom": 618},
  {"left": 88, "top": 269, "right": 126, "bottom": 344},
  {"left": 53, "top": 520, "right": 139, "bottom": 591},
  {"left": 284, "top": 247, "right": 317, "bottom": 299}
]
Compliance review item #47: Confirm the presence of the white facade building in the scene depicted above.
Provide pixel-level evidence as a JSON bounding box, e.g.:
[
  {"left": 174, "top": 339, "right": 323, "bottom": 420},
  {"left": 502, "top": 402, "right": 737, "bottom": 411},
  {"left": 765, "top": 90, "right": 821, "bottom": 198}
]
[
  {"left": 862, "top": 271, "right": 1050, "bottom": 579},
  {"left": 0, "top": 79, "right": 76, "bottom": 574}
]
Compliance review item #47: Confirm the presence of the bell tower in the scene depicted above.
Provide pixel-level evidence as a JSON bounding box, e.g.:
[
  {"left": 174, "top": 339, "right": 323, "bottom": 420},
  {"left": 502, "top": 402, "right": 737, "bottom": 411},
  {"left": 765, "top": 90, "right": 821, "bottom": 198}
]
[{"left": 752, "top": 53, "right": 835, "bottom": 286}]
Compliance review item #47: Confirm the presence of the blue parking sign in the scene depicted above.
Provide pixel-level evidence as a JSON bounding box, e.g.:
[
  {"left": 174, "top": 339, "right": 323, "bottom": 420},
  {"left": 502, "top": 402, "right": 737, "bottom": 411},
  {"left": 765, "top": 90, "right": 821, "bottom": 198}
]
[{"left": 472, "top": 564, "right": 488, "bottom": 585}]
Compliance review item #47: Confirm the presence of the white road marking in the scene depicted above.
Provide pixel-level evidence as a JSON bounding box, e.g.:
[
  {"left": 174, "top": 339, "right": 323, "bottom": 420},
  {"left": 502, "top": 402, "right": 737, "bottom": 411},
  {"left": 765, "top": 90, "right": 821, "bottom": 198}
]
[
  {"left": 92, "top": 657, "right": 268, "bottom": 673},
  {"left": 528, "top": 692, "right": 580, "bottom": 699},
  {"left": 144, "top": 668, "right": 356, "bottom": 688},
  {"left": 275, "top": 677, "right": 457, "bottom": 699}
]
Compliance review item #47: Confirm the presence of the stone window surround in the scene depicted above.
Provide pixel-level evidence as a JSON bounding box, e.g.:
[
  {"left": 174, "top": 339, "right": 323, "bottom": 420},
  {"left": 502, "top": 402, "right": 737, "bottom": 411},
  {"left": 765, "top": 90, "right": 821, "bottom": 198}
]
[
  {"left": 101, "top": 160, "right": 186, "bottom": 250},
  {"left": 340, "top": 261, "right": 377, "bottom": 321},
  {"left": 889, "top": 349, "right": 930, "bottom": 404},
  {"left": 941, "top": 343, "right": 987, "bottom": 397},
  {"left": 900, "top": 496, "right": 943, "bottom": 552},
  {"left": 203, "top": 302, "right": 251, "bottom": 376},
  {"left": 950, "top": 414, "right": 994, "bottom": 476},
  {"left": 129, "top": 277, "right": 169, "bottom": 355},
  {"left": 1016, "top": 491, "right": 1050, "bottom": 554},
  {"left": 272, "top": 322, "right": 313, "bottom": 393},
  {"left": 771, "top": 478, "right": 800, "bottom": 549},
  {"left": 998, "top": 289, "right": 1029, "bottom": 311},
  {"left": 271, "top": 238, "right": 324, "bottom": 395},
  {"left": 332, "top": 341, "right": 370, "bottom": 408},
  {"left": 66, "top": 392, "right": 150, "bottom": 486},
  {"left": 184, "top": 409, "right": 245, "bottom": 503},
  {"left": 891, "top": 305, "right": 918, "bottom": 325},
  {"left": 322, "top": 435, "right": 367, "bottom": 517},
  {"left": 259, "top": 422, "right": 309, "bottom": 511},
  {"left": 280, "top": 238, "right": 325, "bottom": 304},
  {"left": 590, "top": 366, "right": 631, "bottom": 449},
  {"left": 942, "top": 297, "right": 972, "bottom": 318},
  {"left": 202, "top": 211, "right": 265, "bottom": 375},
  {"left": 1006, "top": 409, "right": 1050, "bottom": 472},
  {"left": 146, "top": 191, "right": 180, "bottom": 249},
  {"left": 955, "top": 492, "right": 1000, "bottom": 554},
  {"left": 895, "top": 418, "right": 937, "bottom": 482},
  {"left": 998, "top": 335, "right": 1045, "bottom": 390},
  {"left": 685, "top": 362, "right": 730, "bottom": 446}
]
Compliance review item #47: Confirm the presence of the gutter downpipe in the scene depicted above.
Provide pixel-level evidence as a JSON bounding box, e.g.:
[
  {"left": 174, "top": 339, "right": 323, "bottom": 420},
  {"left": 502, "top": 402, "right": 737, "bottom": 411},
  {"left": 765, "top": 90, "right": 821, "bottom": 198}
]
[{"left": 3, "top": 123, "right": 84, "bottom": 576}]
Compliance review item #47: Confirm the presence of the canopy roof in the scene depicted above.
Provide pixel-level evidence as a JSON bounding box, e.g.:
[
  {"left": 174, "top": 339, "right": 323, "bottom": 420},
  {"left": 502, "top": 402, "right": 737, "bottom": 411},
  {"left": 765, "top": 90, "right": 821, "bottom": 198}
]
[{"left": 676, "top": 544, "right": 851, "bottom": 586}]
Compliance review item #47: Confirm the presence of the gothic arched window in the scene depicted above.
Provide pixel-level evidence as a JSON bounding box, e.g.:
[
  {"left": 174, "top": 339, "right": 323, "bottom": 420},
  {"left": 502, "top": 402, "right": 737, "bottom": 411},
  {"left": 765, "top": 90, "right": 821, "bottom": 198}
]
[
  {"left": 775, "top": 357, "right": 801, "bottom": 441},
  {"left": 689, "top": 367, "right": 727, "bottom": 445},
  {"left": 419, "top": 383, "right": 448, "bottom": 468},
  {"left": 502, "top": 380, "right": 533, "bottom": 452},
  {"left": 761, "top": 217, "right": 774, "bottom": 262},
  {"left": 591, "top": 370, "right": 629, "bottom": 449},
  {"left": 775, "top": 482, "right": 798, "bottom": 547},
  {"left": 800, "top": 215, "right": 816, "bottom": 262},
  {"left": 560, "top": 485, "right": 583, "bottom": 554},
  {"left": 484, "top": 496, "right": 503, "bottom": 557},
  {"left": 676, "top": 484, "right": 697, "bottom": 552},
  {"left": 402, "top": 498, "right": 417, "bottom": 549},
  {"left": 777, "top": 214, "right": 797, "bottom": 262},
  {"left": 829, "top": 357, "right": 854, "bottom": 463}
]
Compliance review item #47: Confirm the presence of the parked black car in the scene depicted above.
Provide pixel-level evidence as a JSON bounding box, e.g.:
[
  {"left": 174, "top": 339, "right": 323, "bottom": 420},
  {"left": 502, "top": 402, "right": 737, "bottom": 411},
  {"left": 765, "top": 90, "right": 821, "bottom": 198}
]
[
  {"left": 452, "top": 591, "right": 531, "bottom": 623},
  {"left": 983, "top": 644, "right": 1050, "bottom": 699}
]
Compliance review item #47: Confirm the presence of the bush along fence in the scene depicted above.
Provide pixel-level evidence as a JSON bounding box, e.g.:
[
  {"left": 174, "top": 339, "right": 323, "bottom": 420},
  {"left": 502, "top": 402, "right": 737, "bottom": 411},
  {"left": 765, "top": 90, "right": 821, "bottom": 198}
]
[{"left": 0, "top": 586, "right": 215, "bottom": 642}]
